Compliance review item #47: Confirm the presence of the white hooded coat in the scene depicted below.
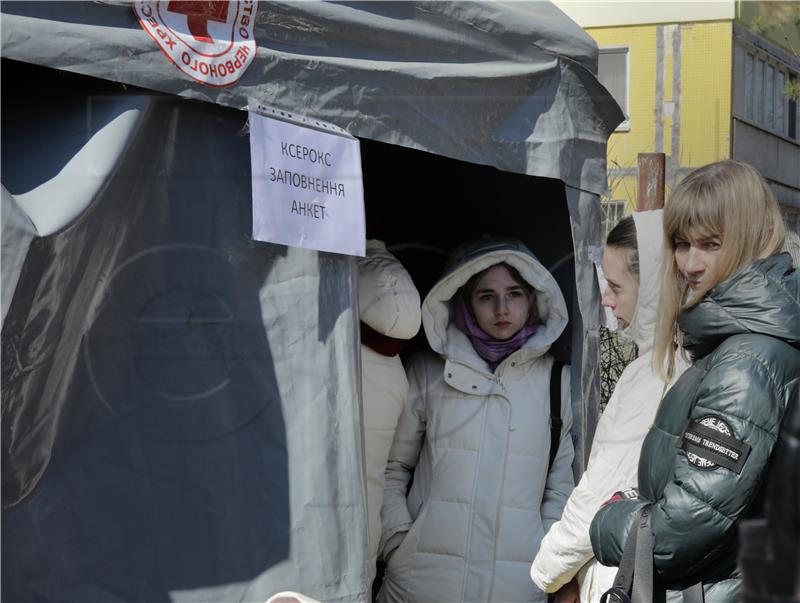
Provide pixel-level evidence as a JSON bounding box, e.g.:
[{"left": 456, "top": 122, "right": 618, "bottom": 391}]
[
  {"left": 358, "top": 240, "right": 421, "bottom": 585},
  {"left": 530, "top": 210, "right": 689, "bottom": 602},
  {"left": 378, "top": 239, "right": 574, "bottom": 603}
]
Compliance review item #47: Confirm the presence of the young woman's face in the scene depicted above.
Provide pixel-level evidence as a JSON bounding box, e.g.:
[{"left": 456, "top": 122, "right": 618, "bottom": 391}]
[
  {"left": 673, "top": 233, "right": 723, "bottom": 295},
  {"left": 601, "top": 247, "right": 639, "bottom": 329},
  {"left": 470, "top": 265, "right": 532, "bottom": 340}
]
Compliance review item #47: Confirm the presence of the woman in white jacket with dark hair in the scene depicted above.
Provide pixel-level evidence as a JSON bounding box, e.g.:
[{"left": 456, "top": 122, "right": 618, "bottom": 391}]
[
  {"left": 530, "top": 211, "right": 688, "bottom": 602},
  {"left": 378, "top": 237, "right": 574, "bottom": 603}
]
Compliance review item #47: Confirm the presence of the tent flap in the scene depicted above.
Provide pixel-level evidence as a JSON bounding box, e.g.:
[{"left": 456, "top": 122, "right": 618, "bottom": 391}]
[{"left": 1, "top": 92, "right": 367, "bottom": 603}]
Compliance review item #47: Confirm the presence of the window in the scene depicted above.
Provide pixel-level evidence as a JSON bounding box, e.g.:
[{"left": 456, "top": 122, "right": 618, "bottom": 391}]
[
  {"left": 790, "top": 75, "right": 798, "bottom": 141},
  {"left": 598, "top": 47, "right": 630, "bottom": 130},
  {"left": 745, "top": 53, "right": 754, "bottom": 119},
  {"left": 743, "top": 49, "right": 799, "bottom": 141},
  {"left": 766, "top": 65, "right": 775, "bottom": 129},
  {"left": 755, "top": 58, "right": 764, "bottom": 124},
  {"left": 777, "top": 71, "right": 785, "bottom": 133}
]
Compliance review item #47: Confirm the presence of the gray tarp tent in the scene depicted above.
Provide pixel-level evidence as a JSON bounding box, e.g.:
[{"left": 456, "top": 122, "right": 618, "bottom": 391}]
[{"left": 1, "top": 2, "right": 623, "bottom": 602}]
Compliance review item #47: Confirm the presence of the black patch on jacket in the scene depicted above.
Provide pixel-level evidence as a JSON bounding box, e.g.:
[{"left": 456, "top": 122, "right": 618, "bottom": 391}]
[{"left": 682, "top": 415, "right": 751, "bottom": 474}]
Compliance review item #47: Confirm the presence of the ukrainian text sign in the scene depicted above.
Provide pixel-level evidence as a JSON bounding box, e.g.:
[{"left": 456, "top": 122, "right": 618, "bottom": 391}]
[{"left": 250, "top": 112, "right": 365, "bottom": 256}]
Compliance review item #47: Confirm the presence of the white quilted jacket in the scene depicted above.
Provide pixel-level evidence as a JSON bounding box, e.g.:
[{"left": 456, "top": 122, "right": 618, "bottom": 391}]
[
  {"left": 358, "top": 240, "right": 421, "bottom": 584},
  {"left": 378, "top": 239, "right": 574, "bottom": 603},
  {"left": 530, "top": 211, "right": 689, "bottom": 602}
]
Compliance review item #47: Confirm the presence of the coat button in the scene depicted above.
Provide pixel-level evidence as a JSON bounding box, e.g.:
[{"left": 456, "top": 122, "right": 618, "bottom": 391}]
[
  {"left": 511, "top": 362, "right": 516, "bottom": 367},
  {"left": 447, "top": 373, "right": 452, "bottom": 378},
  {"left": 472, "top": 385, "right": 477, "bottom": 390}
]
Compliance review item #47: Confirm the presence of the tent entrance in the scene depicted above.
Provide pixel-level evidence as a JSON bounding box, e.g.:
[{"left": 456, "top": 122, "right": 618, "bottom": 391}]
[{"left": 360, "top": 138, "right": 574, "bottom": 362}]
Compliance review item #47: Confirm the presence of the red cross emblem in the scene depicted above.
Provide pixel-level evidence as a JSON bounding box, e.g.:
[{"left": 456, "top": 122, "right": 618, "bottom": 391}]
[
  {"left": 134, "top": 0, "right": 258, "bottom": 87},
  {"left": 166, "top": 1, "right": 229, "bottom": 42}
]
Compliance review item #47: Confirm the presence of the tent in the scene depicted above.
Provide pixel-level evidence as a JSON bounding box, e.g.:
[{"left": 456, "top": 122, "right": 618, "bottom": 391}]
[{"left": 1, "top": 2, "right": 623, "bottom": 601}]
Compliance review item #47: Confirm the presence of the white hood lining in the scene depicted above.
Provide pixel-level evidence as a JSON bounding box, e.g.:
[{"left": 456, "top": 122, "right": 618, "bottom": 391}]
[{"left": 422, "top": 249, "right": 569, "bottom": 358}]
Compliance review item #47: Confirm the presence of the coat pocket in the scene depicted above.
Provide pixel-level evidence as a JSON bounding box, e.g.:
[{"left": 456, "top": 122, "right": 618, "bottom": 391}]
[{"left": 384, "top": 503, "right": 428, "bottom": 588}]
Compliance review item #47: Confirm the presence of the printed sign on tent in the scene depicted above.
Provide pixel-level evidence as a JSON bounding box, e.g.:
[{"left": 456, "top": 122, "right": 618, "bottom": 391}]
[{"left": 249, "top": 111, "right": 366, "bottom": 257}]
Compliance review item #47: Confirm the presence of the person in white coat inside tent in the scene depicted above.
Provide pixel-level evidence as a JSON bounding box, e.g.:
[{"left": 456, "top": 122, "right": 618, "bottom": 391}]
[
  {"left": 378, "top": 236, "right": 574, "bottom": 603},
  {"left": 358, "top": 240, "right": 422, "bottom": 590},
  {"left": 530, "top": 211, "right": 689, "bottom": 602}
]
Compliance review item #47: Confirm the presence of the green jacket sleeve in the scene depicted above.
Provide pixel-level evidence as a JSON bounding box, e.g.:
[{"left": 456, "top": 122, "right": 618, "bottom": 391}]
[{"left": 591, "top": 346, "right": 788, "bottom": 579}]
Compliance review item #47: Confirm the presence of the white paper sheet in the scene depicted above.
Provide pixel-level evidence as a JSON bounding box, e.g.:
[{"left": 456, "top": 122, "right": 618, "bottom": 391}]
[{"left": 250, "top": 112, "right": 365, "bottom": 257}]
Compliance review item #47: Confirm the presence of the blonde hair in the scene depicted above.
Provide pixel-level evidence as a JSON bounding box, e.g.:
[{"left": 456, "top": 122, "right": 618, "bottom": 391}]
[{"left": 654, "top": 160, "right": 786, "bottom": 376}]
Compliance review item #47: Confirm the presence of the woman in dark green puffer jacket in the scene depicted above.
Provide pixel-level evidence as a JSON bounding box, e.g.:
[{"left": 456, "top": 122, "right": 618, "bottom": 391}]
[{"left": 590, "top": 160, "right": 800, "bottom": 602}]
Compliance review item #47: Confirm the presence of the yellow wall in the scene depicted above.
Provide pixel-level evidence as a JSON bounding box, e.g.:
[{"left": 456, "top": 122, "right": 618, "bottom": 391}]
[
  {"left": 587, "top": 22, "right": 733, "bottom": 208},
  {"left": 678, "top": 22, "right": 733, "bottom": 166}
]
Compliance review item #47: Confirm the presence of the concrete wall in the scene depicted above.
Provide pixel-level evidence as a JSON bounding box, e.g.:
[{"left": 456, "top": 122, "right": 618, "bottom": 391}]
[{"left": 732, "top": 120, "right": 800, "bottom": 210}]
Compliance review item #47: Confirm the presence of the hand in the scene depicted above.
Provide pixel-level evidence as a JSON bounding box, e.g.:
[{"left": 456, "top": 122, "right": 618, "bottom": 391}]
[
  {"left": 553, "top": 577, "right": 580, "bottom": 603},
  {"left": 600, "top": 492, "right": 625, "bottom": 508},
  {"left": 600, "top": 487, "right": 640, "bottom": 508},
  {"left": 383, "top": 530, "right": 408, "bottom": 563}
]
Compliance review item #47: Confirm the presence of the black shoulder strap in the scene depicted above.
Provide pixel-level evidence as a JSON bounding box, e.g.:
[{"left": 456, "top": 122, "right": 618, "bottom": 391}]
[
  {"left": 548, "top": 360, "right": 564, "bottom": 473},
  {"left": 600, "top": 504, "right": 654, "bottom": 603},
  {"left": 600, "top": 503, "right": 703, "bottom": 603}
]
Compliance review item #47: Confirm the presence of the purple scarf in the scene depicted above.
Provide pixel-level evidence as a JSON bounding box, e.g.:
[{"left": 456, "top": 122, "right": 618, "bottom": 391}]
[{"left": 453, "top": 294, "right": 538, "bottom": 370}]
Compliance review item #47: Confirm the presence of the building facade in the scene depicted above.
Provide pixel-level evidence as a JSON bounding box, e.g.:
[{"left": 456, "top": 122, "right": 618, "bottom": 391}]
[{"left": 554, "top": 0, "right": 800, "bottom": 234}]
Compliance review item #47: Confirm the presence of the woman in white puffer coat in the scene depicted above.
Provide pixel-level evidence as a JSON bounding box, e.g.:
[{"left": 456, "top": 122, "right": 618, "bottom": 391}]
[
  {"left": 530, "top": 211, "right": 689, "bottom": 603},
  {"left": 378, "top": 237, "right": 574, "bottom": 603}
]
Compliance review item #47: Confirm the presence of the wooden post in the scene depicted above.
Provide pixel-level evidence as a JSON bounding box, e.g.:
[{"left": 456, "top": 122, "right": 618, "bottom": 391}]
[{"left": 637, "top": 153, "right": 665, "bottom": 210}]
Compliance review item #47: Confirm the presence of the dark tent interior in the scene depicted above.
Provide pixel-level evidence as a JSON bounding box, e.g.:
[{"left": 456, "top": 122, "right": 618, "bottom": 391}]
[{"left": 361, "top": 139, "right": 574, "bottom": 363}]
